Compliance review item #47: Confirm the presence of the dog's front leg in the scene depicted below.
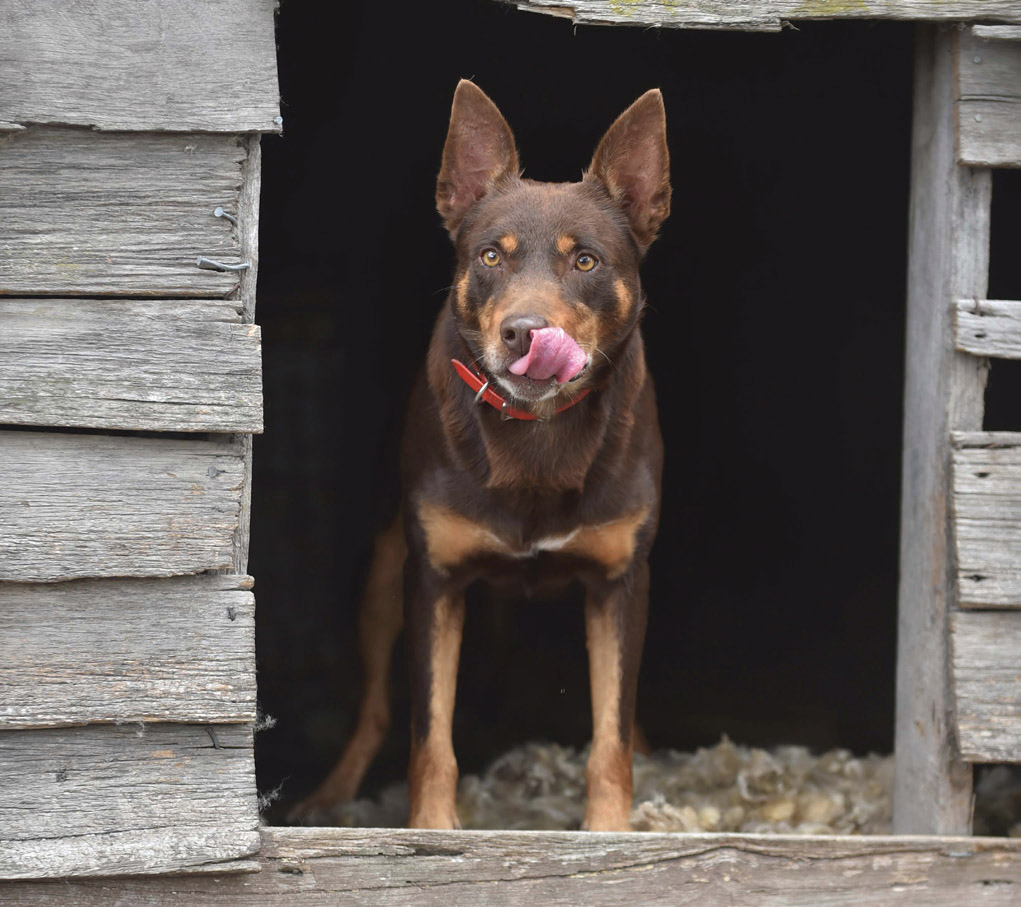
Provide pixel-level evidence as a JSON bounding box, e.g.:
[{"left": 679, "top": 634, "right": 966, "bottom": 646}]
[
  {"left": 405, "top": 556, "right": 464, "bottom": 829},
  {"left": 583, "top": 559, "right": 650, "bottom": 831}
]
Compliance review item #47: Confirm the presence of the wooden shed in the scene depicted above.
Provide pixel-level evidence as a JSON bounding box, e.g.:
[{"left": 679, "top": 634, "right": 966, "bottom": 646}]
[{"left": 1, "top": 1, "right": 1020, "bottom": 903}]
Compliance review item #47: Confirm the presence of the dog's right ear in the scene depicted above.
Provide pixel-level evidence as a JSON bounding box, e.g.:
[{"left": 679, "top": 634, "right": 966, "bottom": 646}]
[{"left": 436, "top": 80, "right": 519, "bottom": 236}]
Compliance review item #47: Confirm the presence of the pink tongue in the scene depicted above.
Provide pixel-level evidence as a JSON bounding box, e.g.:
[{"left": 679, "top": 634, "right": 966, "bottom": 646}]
[{"left": 508, "top": 327, "right": 587, "bottom": 384}]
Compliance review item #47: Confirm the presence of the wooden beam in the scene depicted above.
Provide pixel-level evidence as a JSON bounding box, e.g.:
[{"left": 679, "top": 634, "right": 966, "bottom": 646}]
[
  {"left": 0, "top": 431, "right": 244, "bottom": 582},
  {"left": 894, "top": 27, "right": 990, "bottom": 835},
  {"left": 951, "top": 610, "right": 1021, "bottom": 762},
  {"left": 951, "top": 432, "right": 1021, "bottom": 609},
  {"left": 0, "top": 0, "right": 280, "bottom": 133},
  {"left": 0, "top": 129, "right": 248, "bottom": 297},
  {"left": 955, "top": 299, "right": 1021, "bottom": 360},
  {"left": 510, "top": 1, "right": 1021, "bottom": 32},
  {"left": 957, "top": 27, "right": 1021, "bottom": 168},
  {"left": 0, "top": 299, "right": 262, "bottom": 433},
  {"left": 0, "top": 575, "right": 256, "bottom": 729},
  {"left": 0, "top": 724, "right": 259, "bottom": 880},
  {"left": 2, "top": 828, "right": 1021, "bottom": 902}
]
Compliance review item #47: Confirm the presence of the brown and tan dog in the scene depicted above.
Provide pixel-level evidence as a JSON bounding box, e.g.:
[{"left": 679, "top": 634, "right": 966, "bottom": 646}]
[{"left": 292, "top": 81, "right": 669, "bottom": 831}]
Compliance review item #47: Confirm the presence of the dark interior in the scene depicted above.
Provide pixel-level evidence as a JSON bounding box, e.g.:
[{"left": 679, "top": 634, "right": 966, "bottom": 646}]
[{"left": 250, "top": 2, "right": 1020, "bottom": 821}]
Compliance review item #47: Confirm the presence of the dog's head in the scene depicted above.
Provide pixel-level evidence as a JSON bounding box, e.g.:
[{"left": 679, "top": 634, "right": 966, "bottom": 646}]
[{"left": 437, "top": 81, "right": 670, "bottom": 406}]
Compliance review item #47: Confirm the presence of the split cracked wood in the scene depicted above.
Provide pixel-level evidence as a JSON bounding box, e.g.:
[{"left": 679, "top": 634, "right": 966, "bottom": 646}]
[
  {"left": 0, "top": 431, "right": 244, "bottom": 582},
  {"left": 957, "top": 27, "right": 1021, "bottom": 168},
  {"left": 951, "top": 610, "right": 1021, "bottom": 762},
  {"left": 0, "top": 299, "right": 263, "bottom": 432},
  {"left": 2, "top": 828, "right": 1021, "bottom": 903},
  {"left": 0, "top": 724, "right": 259, "bottom": 879},
  {"left": 955, "top": 299, "right": 1021, "bottom": 360},
  {"left": 510, "top": 1, "right": 1021, "bottom": 32},
  {"left": 952, "top": 432, "right": 1021, "bottom": 609},
  {"left": 0, "top": 574, "right": 256, "bottom": 729},
  {"left": 0, "top": 129, "right": 248, "bottom": 296},
  {"left": 0, "top": 0, "right": 281, "bottom": 133}
]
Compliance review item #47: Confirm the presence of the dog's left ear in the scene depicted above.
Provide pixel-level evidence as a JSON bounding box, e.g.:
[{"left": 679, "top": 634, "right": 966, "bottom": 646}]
[
  {"left": 436, "top": 80, "right": 520, "bottom": 236},
  {"left": 588, "top": 89, "right": 671, "bottom": 249}
]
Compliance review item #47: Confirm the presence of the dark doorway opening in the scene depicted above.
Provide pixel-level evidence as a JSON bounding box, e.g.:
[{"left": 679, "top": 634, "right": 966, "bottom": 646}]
[{"left": 251, "top": 2, "right": 917, "bottom": 821}]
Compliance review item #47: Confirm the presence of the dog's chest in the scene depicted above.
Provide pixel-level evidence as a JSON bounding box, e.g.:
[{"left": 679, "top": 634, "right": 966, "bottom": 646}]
[{"left": 417, "top": 501, "right": 648, "bottom": 581}]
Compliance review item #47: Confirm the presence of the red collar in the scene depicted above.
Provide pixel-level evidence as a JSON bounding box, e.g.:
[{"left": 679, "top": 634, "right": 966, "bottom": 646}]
[{"left": 451, "top": 359, "right": 591, "bottom": 421}]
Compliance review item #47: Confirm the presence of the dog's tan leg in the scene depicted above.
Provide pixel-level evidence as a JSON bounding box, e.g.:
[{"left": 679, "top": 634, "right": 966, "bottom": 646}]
[
  {"left": 288, "top": 518, "right": 405, "bottom": 822},
  {"left": 407, "top": 587, "right": 465, "bottom": 829},
  {"left": 583, "top": 561, "right": 649, "bottom": 832}
]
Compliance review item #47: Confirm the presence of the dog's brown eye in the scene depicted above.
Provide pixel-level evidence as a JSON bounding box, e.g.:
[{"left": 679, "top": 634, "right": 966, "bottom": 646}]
[
  {"left": 481, "top": 248, "right": 501, "bottom": 268},
  {"left": 575, "top": 253, "right": 598, "bottom": 272}
]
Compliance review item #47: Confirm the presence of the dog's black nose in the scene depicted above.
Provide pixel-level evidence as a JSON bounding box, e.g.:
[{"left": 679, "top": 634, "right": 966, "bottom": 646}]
[{"left": 500, "top": 314, "right": 548, "bottom": 358}]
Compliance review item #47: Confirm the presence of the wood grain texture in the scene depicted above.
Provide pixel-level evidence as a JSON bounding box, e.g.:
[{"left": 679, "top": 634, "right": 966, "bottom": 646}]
[
  {"left": 952, "top": 432, "right": 1021, "bottom": 609},
  {"left": 951, "top": 610, "right": 1021, "bottom": 762},
  {"left": 0, "top": 431, "right": 244, "bottom": 582},
  {"left": 957, "top": 27, "right": 1021, "bottom": 168},
  {"left": 230, "top": 137, "right": 262, "bottom": 574},
  {"left": 894, "top": 27, "right": 990, "bottom": 835},
  {"left": 955, "top": 299, "right": 1021, "bottom": 360},
  {"left": 0, "top": 128, "right": 247, "bottom": 296},
  {"left": 0, "top": 574, "right": 256, "bottom": 729},
  {"left": 0, "top": 724, "right": 258, "bottom": 879},
  {"left": 2, "top": 828, "right": 1021, "bottom": 903},
  {"left": 0, "top": 299, "right": 262, "bottom": 432},
  {"left": 511, "top": 1, "right": 1021, "bottom": 32},
  {"left": 0, "top": 0, "right": 280, "bottom": 133}
]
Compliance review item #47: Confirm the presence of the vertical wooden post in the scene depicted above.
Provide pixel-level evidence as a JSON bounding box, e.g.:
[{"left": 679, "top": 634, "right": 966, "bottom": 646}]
[{"left": 894, "top": 26, "right": 991, "bottom": 834}]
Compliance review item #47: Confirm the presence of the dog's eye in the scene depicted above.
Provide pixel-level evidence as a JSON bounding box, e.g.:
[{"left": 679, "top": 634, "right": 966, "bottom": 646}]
[
  {"left": 480, "top": 249, "right": 501, "bottom": 268},
  {"left": 575, "top": 253, "right": 598, "bottom": 272}
]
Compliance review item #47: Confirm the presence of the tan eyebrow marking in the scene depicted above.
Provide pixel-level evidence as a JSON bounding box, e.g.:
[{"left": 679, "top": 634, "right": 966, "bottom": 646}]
[
  {"left": 556, "top": 233, "right": 576, "bottom": 256},
  {"left": 498, "top": 234, "right": 518, "bottom": 254},
  {"left": 614, "top": 277, "right": 632, "bottom": 319}
]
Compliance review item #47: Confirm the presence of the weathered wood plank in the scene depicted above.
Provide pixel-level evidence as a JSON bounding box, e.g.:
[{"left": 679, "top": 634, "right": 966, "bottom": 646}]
[
  {"left": 0, "top": 299, "right": 262, "bottom": 432},
  {"left": 511, "top": 1, "right": 1021, "bottom": 32},
  {"left": 972, "top": 26, "right": 1021, "bottom": 41},
  {"left": 954, "top": 299, "right": 1021, "bottom": 360},
  {"left": 229, "top": 137, "right": 263, "bottom": 574},
  {"left": 0, "top": 129, "right": 247, "bottom": 296},
  {"left": 894, "top": 27, "right": 990, "bottom": 835},
  {"left": 957, "top": 27, "right": 1021, "bottom": 168},
  {"left": 951, "top": 610, "right": 1021, "bottom": 762},
  {"left": 0, "top": 0, "right": 280, "bottom": 133},
  {"left": 0, "top": 431, "right": 244, "bottom": 582},
  {"left": 2, "top": 828, "right": 1021, "bottom": 903},
  {"left": 952, "top": 432, "right": 1021, "bottom": 609},
  {"left": 0, "top": 575, "right": 256, "bottom": 729},
  {"left": 0, "top": 724, "right": 258, "bottom": 880}
]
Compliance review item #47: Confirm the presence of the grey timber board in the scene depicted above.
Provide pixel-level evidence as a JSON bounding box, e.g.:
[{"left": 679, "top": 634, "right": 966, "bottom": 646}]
[
  {"left": 952, "top": 432, "right": 1021, "bottom": 609},
  {"left": 0, "top": 431, "right": 243, "bottom": 582},
  {"left": 0, "top": 0, "right": 280, "bottom": 133},
  {"left": 2, "top": 829, "right": 1021, "bottom": 904},
  {"left": 955, "top": 299, "right": 1021, "bottom": 360},
  {"left": 951, "top": 610, "right": 1021, "bottom": 762},
  {"left": 958, "top": 28, "right": 1021, "bottom": 168},
  {"left": 0, "top": 129, "right": 246, "bottom": 296},
  {"left": 0, "top": 575, "right": 256, "bottom": 729},
  {"left": 894, "top": 27, "right": 990, "bottom": 835},
  {"left": 0, "top": 299, "right": 263, "bottom": 432},
  {"left": 0, "top": 724, "right": 258, "bottom": 879},
  {"left": 511, "top": 1, "right": 1021, "bottom": 32},
  {"left": 229, "top": 137, "right": 262, "bottom": 574}
]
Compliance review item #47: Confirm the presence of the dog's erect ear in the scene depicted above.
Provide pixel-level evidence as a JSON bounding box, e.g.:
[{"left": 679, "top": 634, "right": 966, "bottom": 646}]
[
  {"left": 588, "top": 89, "right": 671, "bottom": 249},
  {"left": 436, "top": 80, "right": 519, "bottom": 236}
]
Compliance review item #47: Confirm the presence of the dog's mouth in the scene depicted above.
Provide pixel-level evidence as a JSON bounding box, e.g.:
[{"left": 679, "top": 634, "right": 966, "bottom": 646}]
[
  {"left": 491, "top": 327, "right": 590, "bottom": 402},
  {"left": 509, "top": 327, "right": 587, "bottom": 383}
]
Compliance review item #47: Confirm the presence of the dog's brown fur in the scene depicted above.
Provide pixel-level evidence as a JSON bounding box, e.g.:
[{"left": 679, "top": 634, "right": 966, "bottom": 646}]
[{"left": 291, "top": 81, "right": 669, "bottom": 831}]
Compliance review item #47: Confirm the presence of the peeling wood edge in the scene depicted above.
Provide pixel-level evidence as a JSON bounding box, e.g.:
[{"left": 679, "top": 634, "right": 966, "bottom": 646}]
[{"left": 972, "top": 25, "right": 1021, "bottom": 41}]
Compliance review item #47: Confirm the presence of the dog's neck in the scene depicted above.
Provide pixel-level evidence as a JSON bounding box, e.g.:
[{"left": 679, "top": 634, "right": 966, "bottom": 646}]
[{"left": 427, "top": 306, "right": 647, "bottom": 493}]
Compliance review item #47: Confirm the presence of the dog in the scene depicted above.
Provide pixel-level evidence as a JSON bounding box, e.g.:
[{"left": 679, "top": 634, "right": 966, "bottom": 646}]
[{"left": 291, "top": 81, "right": 669, "bottom": 831}]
